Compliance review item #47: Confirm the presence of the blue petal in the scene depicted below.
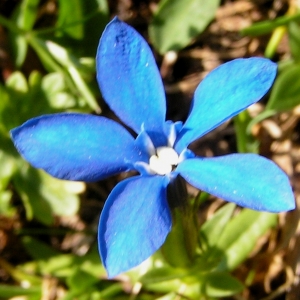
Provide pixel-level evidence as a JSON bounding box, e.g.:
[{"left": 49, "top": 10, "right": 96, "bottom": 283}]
[
  {"left": 177, "top": 154, "right": 295, "bottom": 212},
  {"left": 99, "top": 175, "right": 171, "bottom": 278},
  {"left": 11, "top": 113, "right": 145, "bottom": 181},
  {"left": 96, "top": 17, "right": 166, "bottom": 134},
  {"left": 175, "top": 58, "right": 277, "bottom": 153}
]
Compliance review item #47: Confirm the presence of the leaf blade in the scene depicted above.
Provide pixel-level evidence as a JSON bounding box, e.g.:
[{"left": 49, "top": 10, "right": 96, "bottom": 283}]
[
  {"left": 213, "top": 209, "right": 277, "bottom": 271},
  {"left": 149, "top": 0, "right": 220, "bottom": 53}
]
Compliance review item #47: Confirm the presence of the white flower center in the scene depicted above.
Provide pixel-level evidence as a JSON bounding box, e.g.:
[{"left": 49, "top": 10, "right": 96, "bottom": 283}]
[{"left": 149, "top": 147, "right": 179, "bottom": 175}]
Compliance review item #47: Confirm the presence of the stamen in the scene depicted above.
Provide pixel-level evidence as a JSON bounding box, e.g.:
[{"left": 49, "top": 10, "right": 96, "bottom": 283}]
[
  {"left": 149, "top": 147, "right": 179, "bottom": 175},
  {"left": 149, "top": 155, "right": 172, "bottom": 175},
  {"left": 156, "top": 147, "right": 179, "bottom": 165}
]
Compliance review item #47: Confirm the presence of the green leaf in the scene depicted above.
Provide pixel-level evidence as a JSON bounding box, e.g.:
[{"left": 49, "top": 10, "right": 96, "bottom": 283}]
[
  {"left": 0, "top": 85, "right": 9, "bottom": 116},
  {"left": 241, "top": 12, "right": 300, "bottom": 36},
  {"left": 22, "top": 236, "right": 60, "bottom": 260},
  {"left": 66, "top": 268, "right": 99, "bottom": 293},
  {"left": 57, "top": 0, "right": 84, "bottom": 39},
  {"left": 214, "top": 209, "right": 277, "bottom": 271},
  {"left": 267, "top": 64, "right": 300, "bottom": 112},
  {"left": 6, "top": 71, "right": 28, "bottom": 93},
  {"left": 9, "top": 35, "right": 28, "bottom": 67},
  {"left": 38, "top": 170, "right": 83, "bottom": 216},
  {"left": 140, "top": 267, "right": 189, "bottom": 284},
  {"left": 42, "top": 72, "right": 67, "bottom": 95},
  {"left": 45, "top": 40, "right": 101, "bottom": 112},
  {"left": 0, "top": 284, "right": 41, "bottom": 298},
  {"left": 25, "top": 35, "right": 100, "bottom": 112},
  {"left": 13, "top": 165, "right": 82, "bottom": 225},
  {"left": 0, "top": 148, "right": 16, "bottom": 190},
  {"left": 199, "top": 203, "right": 235, "bottom": 251},
  {"left": 92, "top": 0, "right": 108, "bottom": 17},
  {"left": 62, "top": 283, "right": 123, "bottom": 300},
  {"left": 80, "top": 0, "right": 109, "bottom": 57},
  {"left": 35, "top": 254, "right": 76, "bottom": 276},
  {"left": 8, "top": 0, "right": 40, "bottom": 66},
  {"left": 28, "top": 36, "right": 64, "bottom": 72},
  {"left": 13, "top": 165, "right": 53, "bottom": 224},
  {"left": 156, "top": 292, "right": 177, "bottom": 300},
  {"left": 14, "top": 0, "right": 40, "bottom": 30},
  {"left": 149, "top": 0, "right": 220, "bottom": 53},
  {"left": 288, "top": 21, "right": 300, "bottom": 62},
  {"left": 246, "top": 109, "right": 277, "bottom": 135},
  {"left": 79, "top": 246, "right": 106, "bottom": 278},
  {"left": 145, "top": 280, "right": 201, "bottom": 298},
  {"left": 202, "top": 272, "right": 244, "bottom": 297},
  {"left": 42, "top": 73, "right": 77, "bottom": 109},
  {"left": 0, "top": 258, "right": 42, "bottom": 286},
  {"left": 0, "top": 133, "right": 16, "bottom": 216},
  {"left": 27, "top": 246, "right": 105, "bottom": 278},
  {"left": 3, "top": 71, "right": 53, "bottom": 129},
  {"left": 0, "top": 191, "right": 15, "bottom": 216}
]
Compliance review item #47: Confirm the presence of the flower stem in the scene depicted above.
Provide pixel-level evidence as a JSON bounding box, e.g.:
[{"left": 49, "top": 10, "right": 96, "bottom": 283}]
[
  {"left": 234, "top": 110, "right": 259, "bottom": 154},
  {"left": 161, "top": 191, "right": 200, "bottom": 268}
]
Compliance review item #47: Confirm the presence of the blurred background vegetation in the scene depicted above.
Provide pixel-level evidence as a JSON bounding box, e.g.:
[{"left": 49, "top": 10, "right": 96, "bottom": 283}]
[{"left": 1, "top": 0, "right": 300, "bottom": 299}]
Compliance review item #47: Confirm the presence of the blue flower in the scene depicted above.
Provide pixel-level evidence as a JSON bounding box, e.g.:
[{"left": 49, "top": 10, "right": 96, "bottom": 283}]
[{"left": 11, "top": 17, "right": 295, "bottom": 278}]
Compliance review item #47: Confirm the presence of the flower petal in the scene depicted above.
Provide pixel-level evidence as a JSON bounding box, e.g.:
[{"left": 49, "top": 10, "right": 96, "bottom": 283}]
[
  {"left": 177, "top": 154, "right": 295, "bottom": 212},
  {"left": 99, "top": 175, "right": 171, "bottom": 278},
  {"left": 96, "top": 17, "right": 166, "bottom": 134},
  {"left": 11, "top": 113, "right": 145, "bottom": 181},
  {"left": 175, "top": 58, "right": 277, "bottom": 153}
]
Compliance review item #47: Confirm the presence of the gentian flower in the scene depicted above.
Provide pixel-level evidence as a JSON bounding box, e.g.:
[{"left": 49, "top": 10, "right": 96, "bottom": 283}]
[{"left": 11, "top": 17, "right": 295, "bottom": 278}]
